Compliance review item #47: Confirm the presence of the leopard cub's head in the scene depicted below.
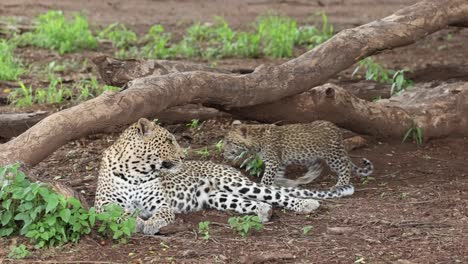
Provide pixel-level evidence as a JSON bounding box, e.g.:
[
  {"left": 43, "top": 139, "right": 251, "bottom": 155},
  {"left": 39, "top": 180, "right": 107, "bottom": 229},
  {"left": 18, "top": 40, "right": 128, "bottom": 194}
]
[
  {"left": 106, "top": 118, "right": 185, "bottom": 177},
  {"left": 223, "top": 124, "right": 268, "bottom": 161}
]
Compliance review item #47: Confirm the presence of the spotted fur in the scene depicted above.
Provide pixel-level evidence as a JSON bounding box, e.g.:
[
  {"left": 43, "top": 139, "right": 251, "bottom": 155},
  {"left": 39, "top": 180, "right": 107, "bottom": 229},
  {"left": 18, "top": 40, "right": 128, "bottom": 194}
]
[
  {"left": 96, "top": 118, "right": 353, "bottom": 235},
  {"left": 223, "top": 121, "right": 374, "bottom": 191}
]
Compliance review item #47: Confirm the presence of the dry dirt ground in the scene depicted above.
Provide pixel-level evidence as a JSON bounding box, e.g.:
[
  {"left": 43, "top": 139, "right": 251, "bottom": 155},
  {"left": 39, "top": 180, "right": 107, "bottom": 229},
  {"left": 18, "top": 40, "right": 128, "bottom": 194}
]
[{"left": 1, "top": 0, "right": 468, "bottom": 263}]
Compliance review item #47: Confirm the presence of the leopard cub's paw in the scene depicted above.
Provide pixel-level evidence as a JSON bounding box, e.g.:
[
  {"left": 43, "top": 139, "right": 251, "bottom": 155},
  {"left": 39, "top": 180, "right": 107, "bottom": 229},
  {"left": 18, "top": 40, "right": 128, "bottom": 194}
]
[{"left": 143, "top": 218, "right": 168, "bottom": 235}]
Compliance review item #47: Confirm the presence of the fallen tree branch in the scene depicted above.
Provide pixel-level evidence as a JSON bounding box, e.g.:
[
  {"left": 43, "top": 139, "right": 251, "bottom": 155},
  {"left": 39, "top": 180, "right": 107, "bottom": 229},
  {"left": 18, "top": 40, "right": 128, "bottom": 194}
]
[
  {"left": 1, "top": 0, "right": 468, "bottom": 166},
  {"left": 233, "top": 82, "right": 468, "bottom": 139},
  {"left": 0, "top": 111, "right": 49, "bottom": 139}
]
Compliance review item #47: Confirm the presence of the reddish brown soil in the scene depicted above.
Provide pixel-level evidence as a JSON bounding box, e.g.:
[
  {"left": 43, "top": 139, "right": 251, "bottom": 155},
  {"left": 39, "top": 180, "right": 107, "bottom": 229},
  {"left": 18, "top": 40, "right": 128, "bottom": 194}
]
[{"left": 1, "top": 0, "right": 468, "bottom": 263}]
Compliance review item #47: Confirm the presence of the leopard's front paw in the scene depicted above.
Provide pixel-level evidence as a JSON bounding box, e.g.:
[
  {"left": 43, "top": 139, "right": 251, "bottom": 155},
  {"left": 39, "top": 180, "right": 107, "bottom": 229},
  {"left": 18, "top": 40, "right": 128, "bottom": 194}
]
[
  {"left": 142, "top": 218, "right": 168, "bottom": 235},
  {"left": 136, "top": 217, "right": 145, "bottom": 233},
  {"left": 256, "top": 203, "right": 273, "bottom": 223}
]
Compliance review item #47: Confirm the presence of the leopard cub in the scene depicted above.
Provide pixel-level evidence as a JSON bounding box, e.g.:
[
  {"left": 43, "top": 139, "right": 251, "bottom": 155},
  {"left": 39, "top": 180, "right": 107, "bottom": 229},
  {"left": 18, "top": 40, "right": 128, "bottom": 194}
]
[{"left": 224, "top": 121, "right": 373, "bottom": 194}]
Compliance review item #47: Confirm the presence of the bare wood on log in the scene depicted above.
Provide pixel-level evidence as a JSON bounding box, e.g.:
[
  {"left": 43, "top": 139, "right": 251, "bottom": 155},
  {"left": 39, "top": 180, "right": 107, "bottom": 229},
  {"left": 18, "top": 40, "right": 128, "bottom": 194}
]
[{"left": 1, "top": 0, "right": 468, "bottom": 166}]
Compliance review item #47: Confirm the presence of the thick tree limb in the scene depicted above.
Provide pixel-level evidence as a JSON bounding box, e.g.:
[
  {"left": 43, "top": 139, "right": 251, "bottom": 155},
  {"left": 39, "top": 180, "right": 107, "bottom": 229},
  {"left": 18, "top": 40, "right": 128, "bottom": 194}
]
[
  {"left": 234, "top": 82, "right": 468, "bottom": 140},
  {"left": 0, "top": 111, "right": 49, "bottom": 139},
  {"left": 1, "top": 0, "right": 468, "bottom": 166}
]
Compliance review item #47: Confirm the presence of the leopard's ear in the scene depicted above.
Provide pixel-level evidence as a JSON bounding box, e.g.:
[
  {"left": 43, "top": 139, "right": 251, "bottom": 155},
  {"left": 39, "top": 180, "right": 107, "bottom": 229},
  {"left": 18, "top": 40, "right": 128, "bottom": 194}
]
[{"left": 137, "top": 118, "right": 154, "bottom": 136}]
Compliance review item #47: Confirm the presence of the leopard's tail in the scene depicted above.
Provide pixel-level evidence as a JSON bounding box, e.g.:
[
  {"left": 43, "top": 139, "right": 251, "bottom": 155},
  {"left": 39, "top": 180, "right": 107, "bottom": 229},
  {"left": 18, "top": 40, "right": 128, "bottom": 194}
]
[
  {"left": 351, "top": 158, "right": 373, "bottom": 177},
  {"left": 267, "top": 184, "right": 355, "bottom": 199}
]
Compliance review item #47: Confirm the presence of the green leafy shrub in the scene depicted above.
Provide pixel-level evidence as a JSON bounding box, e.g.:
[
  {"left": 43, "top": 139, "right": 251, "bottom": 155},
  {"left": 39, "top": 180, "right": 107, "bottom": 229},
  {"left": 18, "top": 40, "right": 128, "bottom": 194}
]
[
  {"left": 98, "top": 23, "right": 139, "bottom": 59},
  {"left": 9, "top": 76, "right": 119, "bottom": 107},
  {"left": 140, "top": 25, "right": 175, "bottom": 59},
  {"left": 186, "top": 119, "right": 201, "bottom": 129},
  {"left": 257, "top": 15, "right": 297, "bottom": 58},
  {"left": 295, "top": 13, "right": 334, "bottom": 48},
  {"left": 214, "top": 140, "right": 224, "bottom": 153},
  {"left": 402, "top": 121, "right": 423, "bottom": 145},
  {"left": 198, "top": 221, "right": 211, "bottom": 240},
  {"left": 352, "top": 57, "right": 413, "bottom": 95},
  {"left": 0, "top": 164, "right": 136, "bottom": 248},
  {"left": 98, "top": 23, "right": 137, "bottom": 49},
  {"left": 8, "top": 82, "right": 34, "bottom": 107},
  {"left": 8, "top": 244, "right": 30, "bottom": 259},
  {"left": 0, "top": 40, "right": 25, "bottom": 81},
  {"left": 95, "top": 204, "right": 136, "bottom": 242},
  {"left": 75, "top": 76, "right": 119, "bottom": 101},
  {"left": 240, "top": 153, "right": 264, "bottom": 177},
  {"left": 35, "top": 77, "right": 72, "bottom": 104},
  {"left": 196, "top": 147, "right": 210, "bottom": 159},
  {"left": 232, "top": 32, "right": 260, "bottom": 58},
  {"left": 228, "top": 216, "right": 264, "bottom": 237},
  {"left": 18, "top": 11, "right": 97, "bottom": 54}
]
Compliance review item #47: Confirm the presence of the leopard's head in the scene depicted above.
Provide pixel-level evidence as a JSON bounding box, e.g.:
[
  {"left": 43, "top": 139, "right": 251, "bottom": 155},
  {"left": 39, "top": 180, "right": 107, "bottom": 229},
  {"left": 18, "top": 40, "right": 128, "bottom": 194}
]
[
  {"left": 223, "top": 124, "right": 262, "bottom": 161},
  {"left": 107, "top": 118, "right": 185, "bottom": 178}
]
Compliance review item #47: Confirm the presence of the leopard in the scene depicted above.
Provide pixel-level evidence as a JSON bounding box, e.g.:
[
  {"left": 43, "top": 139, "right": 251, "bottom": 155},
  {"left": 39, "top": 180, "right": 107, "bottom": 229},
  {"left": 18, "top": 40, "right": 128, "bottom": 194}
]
[
  {"left": 223, "top": 121, "right": 374, "bottom": 191},
  {"left": 95, "top": 118, "right": 354, "bottom": 235}
]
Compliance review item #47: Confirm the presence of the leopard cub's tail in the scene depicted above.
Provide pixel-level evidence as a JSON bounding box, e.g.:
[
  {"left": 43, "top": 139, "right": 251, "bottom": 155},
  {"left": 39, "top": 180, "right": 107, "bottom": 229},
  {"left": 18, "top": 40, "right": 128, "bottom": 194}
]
[{"left": 351, "top": 158, "right": 373, "bottom": 177}]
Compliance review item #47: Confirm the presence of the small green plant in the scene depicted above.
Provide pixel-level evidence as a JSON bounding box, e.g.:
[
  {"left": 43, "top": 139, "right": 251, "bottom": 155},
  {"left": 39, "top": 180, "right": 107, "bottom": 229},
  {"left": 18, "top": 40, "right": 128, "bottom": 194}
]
[
  {"left": 240, "top": 154, "right": 264, "bottom": 177},
  {"left": 0, "top": 39, "right": 25, "bottom": 81},
  {"left": 174, "top": 24, "right": 208, "bottom": 58},
  {"left": 35, "top": 78, "right": 72, "bottom": 104},
  {"left": 214, "top": 140, "right": 224, "bottom": 153},
  {"left": 295, "top": 12, "right": 334, "bottom": 48},
  {"left": 98, "top": 23, "right": 138, "bottom": 59},
  {"left": 302, "top": 225, "right": 314, "bottom": 235},
  {"left": 257, "top": 15, "right": 297, "bottom": 58},
  {"left": 140, "top": 25, "right": 175, "bottom": 59},
  {"left": 232, "top": 32, "right": 261, "bottom": 58},
  {"left": 352, "top": 57, "right": 392, "bottom": 84},
  {"left": 228, "top": 215, "right": 264, "bottom": 237},
  {"left": 0, "top": 163, "right": 136, "bottom": 248},
  {"left": 352, "top": 57, "right": 413, "bottom": 95},
  {"left": 390, "top": 69, "right": 413, "bottom": 95},
  {"left": 75, "top": 77, "right": 119, "bottom": 101},
  {"left": 17, "top": 11, "right": 97, "bottom": 54},
  {"left": 402, "top": 121, "right": 423, "bottom": 145},
  {"left": 99, "top": 23, "right": 137, "bottom": 49},
  {"left": 95, "top": 204, "right": 136, "bottom": 242},
  {"left": 8, "top": 244, "right": 30, "bottom": 259},
  {"left": 8, "top": 81, "right": 34, "bottom": 107},
  {"left": 196, "top": 147, "right": 210, "bottom": 159},
  {"left": 186, "top": 119, "right": 201, "bottom": 129},
  {"left": 198, "top": 221, "right": 211, "bottom": 240}
]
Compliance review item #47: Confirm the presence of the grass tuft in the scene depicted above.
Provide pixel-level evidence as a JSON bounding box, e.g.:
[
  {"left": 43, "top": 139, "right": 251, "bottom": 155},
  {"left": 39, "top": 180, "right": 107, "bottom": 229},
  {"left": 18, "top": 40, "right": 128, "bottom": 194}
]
[
  {"left": 18, "top": 11, "right": 97, "bottom": 54},
  {"left": 0, "top": 40, "right": 25, "bottom": 81}
]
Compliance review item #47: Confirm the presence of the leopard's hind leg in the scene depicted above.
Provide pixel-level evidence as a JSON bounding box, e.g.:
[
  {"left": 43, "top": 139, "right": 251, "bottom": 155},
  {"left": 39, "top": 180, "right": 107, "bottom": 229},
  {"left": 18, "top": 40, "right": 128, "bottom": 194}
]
[
  {"left": 215, "top": 176, "right": 320, "bottom": 213},
  {"left": 324, "top": 149, "right": 352, "bottom": 187},
  {"left": 205, "top": 191, "right": 272, "bottom": 223}
]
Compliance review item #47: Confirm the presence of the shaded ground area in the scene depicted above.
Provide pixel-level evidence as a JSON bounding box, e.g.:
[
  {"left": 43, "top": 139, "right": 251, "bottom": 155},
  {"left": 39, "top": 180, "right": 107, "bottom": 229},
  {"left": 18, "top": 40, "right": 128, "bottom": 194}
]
[
  {"left": 0, "top": 0, "right": 467, "bottom": 263},
  {"left": 2, "top": 119, "right": 467, "bottom": 263}
]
